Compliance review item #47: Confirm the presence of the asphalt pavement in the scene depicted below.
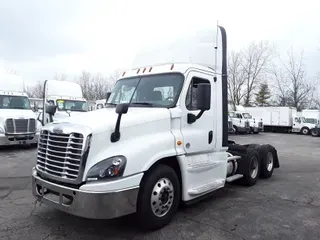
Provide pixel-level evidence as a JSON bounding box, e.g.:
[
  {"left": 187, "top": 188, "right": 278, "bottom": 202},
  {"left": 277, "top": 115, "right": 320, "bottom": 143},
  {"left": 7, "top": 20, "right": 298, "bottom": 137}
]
[{"left": 0, "top": 133, "right": 320, "bottom": 240}]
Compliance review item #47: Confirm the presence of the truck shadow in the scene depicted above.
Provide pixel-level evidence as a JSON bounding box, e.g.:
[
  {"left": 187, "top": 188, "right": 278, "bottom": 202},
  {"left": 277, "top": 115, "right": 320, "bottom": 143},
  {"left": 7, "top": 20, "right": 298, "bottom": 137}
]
[{"left": 0, "top": 144, "right": 37, "bottom": 152}]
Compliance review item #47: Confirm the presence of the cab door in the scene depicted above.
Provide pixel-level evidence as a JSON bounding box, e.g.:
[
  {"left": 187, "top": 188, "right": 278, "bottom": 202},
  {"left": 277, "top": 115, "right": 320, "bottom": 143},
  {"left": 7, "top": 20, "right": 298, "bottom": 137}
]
[{"left": 179, "top": 70, "right": 227, "bottom": 201}]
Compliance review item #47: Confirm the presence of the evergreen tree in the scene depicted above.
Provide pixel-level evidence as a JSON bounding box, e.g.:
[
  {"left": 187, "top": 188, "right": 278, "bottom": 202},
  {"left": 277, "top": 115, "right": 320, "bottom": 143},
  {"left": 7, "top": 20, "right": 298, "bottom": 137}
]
[{"left": 255, "top": 83, "right": 271, "bottom": 106}]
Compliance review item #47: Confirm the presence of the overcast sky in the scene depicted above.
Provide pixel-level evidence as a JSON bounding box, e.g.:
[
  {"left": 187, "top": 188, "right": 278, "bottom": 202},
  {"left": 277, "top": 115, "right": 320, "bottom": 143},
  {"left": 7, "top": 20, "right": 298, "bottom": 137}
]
[{"left": 1, "top": 0, "right": 320, "bottom": 86}]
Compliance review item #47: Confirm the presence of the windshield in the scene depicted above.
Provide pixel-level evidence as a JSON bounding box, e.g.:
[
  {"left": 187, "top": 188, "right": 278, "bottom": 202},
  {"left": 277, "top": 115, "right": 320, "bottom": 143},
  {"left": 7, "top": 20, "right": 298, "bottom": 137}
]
[
  {"left": 107, "top": 73, "right": 184, "bottom": 108},
  {"left": 0, "top": 95, "right": 31, "bottom": 110},
  {"left": 305, "top": 118, "right": 317, "bottom": 124},
  {"left": 56, "top": 99, "right": 89, "bottom": 112},
  {"left": 243, "top": 113, "right": 252, "bottom": 119}
]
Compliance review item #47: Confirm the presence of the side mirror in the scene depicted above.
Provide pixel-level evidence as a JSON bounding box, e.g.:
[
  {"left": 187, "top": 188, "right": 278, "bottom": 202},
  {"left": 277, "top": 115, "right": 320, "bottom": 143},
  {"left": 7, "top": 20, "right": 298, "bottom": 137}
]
[
  {"left": 45, "top": 104, "right": 57, "bottom": 116},
  {"left": 116, "top": 103, "right": 129, "bottom": 114},
  {"left": 188, "top": 83, "right": 211, "bottom": 124},
  {"left": 111, "top": 103, "right": 129, "bottom": 143},
  {"left": 196, "top": 83, "right": 211, "bottom": 110},
  {"left": 106, "top": 92, "right": 111, "bottom": 101}
]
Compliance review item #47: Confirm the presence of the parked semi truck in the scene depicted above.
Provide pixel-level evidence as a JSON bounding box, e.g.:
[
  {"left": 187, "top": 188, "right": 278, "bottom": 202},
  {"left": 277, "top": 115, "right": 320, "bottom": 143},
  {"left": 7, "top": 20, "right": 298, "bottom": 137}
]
[
  {"left": 38, "top": 80, "right": 89, "bottom": 126},
  {"left": 0, "top": 73, "right": 41, "bottom": 145},
  {"left": 246, "top": 106, "right": 316, "bottom": 135},
  {"left": 228, "top": 111, "right": 251, "bottom": 134},
  {"left": 301, "top": 109, "right": 320, "bottom": 125},
  {"left": 31, "top": 26, "right": 280, "bottom": 230}
]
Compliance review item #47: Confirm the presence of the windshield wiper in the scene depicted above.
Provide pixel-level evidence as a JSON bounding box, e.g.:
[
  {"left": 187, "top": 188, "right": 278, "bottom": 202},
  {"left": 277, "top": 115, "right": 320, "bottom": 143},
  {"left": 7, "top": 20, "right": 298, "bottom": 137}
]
[
  {"left": 131, "top": 102, "right": 154, "bottom": 107},
  {"left": 105, "top": 102, "right": 116, "bottom": 106}
]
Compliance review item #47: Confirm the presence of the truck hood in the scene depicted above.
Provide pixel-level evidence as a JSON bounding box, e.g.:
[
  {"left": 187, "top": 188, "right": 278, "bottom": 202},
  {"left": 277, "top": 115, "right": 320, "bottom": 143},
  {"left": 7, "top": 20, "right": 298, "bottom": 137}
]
[
  {"left": 0, "top": 109, "right": 36, "bottom": 123},
  {"left": 53, "top": 111, "right": 86, "bottom": 120},
  {"left": 52, "top": 107, "right": 171, "bottom": 134}
]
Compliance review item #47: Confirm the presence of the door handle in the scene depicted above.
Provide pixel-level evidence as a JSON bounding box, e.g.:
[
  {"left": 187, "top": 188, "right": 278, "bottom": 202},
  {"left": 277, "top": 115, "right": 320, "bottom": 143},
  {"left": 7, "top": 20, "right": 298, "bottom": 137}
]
[{"left": 208, "top": 130, "right": 213, "bottom": 144}]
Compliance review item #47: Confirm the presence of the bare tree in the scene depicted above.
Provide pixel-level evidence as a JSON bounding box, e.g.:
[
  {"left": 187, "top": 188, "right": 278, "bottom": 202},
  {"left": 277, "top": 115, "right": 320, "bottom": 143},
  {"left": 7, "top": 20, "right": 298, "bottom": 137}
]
[
  {"left": 273, "top": 48, "right": 316, "bottom": 111},
  {"left": 24, "top": 81, "right": 44, "bottom": 98},
  {"left": 53, "top": 72, "right": 67, "bottom": 81},
  {"left": 227, "top": 51, "right": 246, "bottom": 110},
  {"left": 241, "top": 41, "right": 275, "bottom": 106}
]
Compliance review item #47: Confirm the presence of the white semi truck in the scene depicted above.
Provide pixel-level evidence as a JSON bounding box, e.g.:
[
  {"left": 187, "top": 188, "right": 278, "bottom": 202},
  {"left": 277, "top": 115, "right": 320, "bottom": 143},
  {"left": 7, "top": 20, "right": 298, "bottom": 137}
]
[
  {"left": 0, "top": 73, "right": 40, "bottom": 146},
  {"left": 301, "top": 109, "right": 320, "bottom": 125},
  {"left": 31, "top": 26, "right": 280, "bottom": 230},
  {"left": 246, "top": 106, "right": 316, "bottom": 135},
  {"left": 38, "top": 80, "right": 89, "bottom": 126},
  {"left": 228, "top": 111, "right": 251, "bottom": 134}
]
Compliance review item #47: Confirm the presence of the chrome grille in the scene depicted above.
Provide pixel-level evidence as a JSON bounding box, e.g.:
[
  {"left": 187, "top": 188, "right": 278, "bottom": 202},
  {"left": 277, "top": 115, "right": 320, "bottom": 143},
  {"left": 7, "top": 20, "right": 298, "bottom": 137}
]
[
  {"left": 245, "top": 121, "right": 250, "bottom": 128},
  {"left": 258, "top": 122, "right": 263, "bottom": 128},
  {"left": 36, "top": 130, "right": 84, "bottom": 180},
  {"left": 228, "top": 121, "right": 233, "bottom": 129},
  {"left": 5, "top": 118, "right": 36, "bottom": 134}
]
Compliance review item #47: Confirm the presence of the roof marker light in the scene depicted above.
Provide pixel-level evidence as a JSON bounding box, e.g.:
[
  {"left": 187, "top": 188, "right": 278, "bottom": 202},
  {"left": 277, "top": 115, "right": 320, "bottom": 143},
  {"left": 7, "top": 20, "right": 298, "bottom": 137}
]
[
  {"left": 137, "top": 69, "right": 140, "bottom": 74},
  {"left": 122, "top": 71, "right": 126, "bottom": 77},
  {"left": 149, "top": 67, "right": 152, "bottom": 72},
  {"left": 170, "top": 64, "right": 174, "bottom": 70},
  {"left": 143, "top": 68, "right": 146, "bottom": 73}
]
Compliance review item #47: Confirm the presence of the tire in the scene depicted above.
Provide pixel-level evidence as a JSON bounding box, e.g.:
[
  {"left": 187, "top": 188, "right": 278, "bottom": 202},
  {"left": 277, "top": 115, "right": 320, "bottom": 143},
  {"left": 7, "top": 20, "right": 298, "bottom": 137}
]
[
  {"left": 253, "top": 131, "right": 259, "bottom": 134},
  {"left": 259, "top": 145, "right": 275, "bottom": 178},
  {"left": 240, "top": 148, "right": 260, "bottom": 186},
  {"left": 233, "top": 126, "right": 238, "bottom": 134},
  {"left": 301, "top": 127, "right": 309, "bottom": 135},
  {"left": 136, "top": 164, "right": 180, "bottom": 231},
  {"left": 311, "top": 128, "right": 319, "bottom": 137}
]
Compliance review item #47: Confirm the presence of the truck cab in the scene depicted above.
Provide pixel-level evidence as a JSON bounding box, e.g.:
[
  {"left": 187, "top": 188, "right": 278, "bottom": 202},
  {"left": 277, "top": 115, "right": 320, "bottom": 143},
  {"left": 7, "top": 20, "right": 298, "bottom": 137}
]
[
  {"left": 0, "top": 73, "right": 41, "bottom": 146},
  {"left": 31, "top": 26, "right": 280, "bottom": 231},
  {"left": 229, "top": 111, "right": 251, "bottom": 134},
  {"left": 39, "top": 80, "right": 89, "bottom": 126},
  {"left": 292, "top": 116, "right": 316, "bottom": 135},
  {"left": 237, "top": 111, "right": 263, "bottom": 134}
]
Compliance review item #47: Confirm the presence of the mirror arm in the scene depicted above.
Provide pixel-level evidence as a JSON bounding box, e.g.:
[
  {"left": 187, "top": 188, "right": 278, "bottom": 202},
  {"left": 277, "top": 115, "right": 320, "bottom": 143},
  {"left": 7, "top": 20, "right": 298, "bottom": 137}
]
[
  {"left": 187, "top": 110, "right": 205, "bottom": 124},
  {"left": 110, "top": 114, "right": 123, "bottom": 142}
]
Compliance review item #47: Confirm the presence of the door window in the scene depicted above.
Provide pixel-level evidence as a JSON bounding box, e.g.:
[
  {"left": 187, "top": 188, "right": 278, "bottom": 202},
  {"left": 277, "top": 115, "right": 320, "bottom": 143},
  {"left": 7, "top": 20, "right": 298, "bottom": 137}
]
[{"left": 185, "top": 77, "right": 211, "bottom": 111}]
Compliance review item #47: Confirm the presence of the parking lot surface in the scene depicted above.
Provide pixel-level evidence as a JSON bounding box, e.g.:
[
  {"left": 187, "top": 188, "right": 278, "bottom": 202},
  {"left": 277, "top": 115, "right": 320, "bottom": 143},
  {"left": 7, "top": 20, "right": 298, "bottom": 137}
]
[{"left": 0, "top": 133, "right": 320, "bottom": 240}]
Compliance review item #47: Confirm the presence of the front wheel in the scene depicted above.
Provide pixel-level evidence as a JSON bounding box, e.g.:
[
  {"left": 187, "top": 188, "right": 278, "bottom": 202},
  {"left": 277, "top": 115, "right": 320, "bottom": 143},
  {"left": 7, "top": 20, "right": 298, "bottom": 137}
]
[
  {"left": 301, "top": 127, "right": 309, "bottom": 135},
  {"left": 136, "top": 164, "right": 180, "bottom": 231}
]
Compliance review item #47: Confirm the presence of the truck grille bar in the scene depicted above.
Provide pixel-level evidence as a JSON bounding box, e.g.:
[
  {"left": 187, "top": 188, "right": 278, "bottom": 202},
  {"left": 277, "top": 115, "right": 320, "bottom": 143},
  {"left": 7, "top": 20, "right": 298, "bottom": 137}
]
[
  {"left": 5, "top": 118, "right": 36, "bottom": 134},
  {"left": 36, "top": 130, "right": 84, "bottom": 181}
]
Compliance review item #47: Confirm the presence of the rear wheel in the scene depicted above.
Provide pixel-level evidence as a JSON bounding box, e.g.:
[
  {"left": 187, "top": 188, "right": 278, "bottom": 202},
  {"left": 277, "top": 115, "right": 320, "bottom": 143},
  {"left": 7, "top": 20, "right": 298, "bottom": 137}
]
[
  {"left": 241, "top": 149, "right": 260, "bottom": 186},
  {"left": 259, "top": 145, "right": 275, "bottom": 178},
  {"left": 136, "top": 164, "right": 180, "bottom": 231},
  {"left": 311, "top": 128, "right": 319, "bottom": 137}
]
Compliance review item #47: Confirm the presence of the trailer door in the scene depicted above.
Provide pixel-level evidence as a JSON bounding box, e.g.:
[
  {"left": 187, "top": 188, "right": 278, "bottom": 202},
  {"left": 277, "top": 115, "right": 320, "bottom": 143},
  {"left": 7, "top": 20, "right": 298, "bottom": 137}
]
[{"left": 271, "top": 111, "right": 280, "bottom": 125}]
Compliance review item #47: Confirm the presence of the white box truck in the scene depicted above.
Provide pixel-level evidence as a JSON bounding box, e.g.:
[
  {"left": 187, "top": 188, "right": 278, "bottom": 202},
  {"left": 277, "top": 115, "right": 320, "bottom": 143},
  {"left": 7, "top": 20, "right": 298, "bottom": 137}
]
[
  {"left": 38, "top": 80, "right": 89, "bottom": 126},
  {"left": 246, "top": 106, "right": 316, "bottom": 135},
  {"left": 0, "top": 73, "right": 41, "bottom": 145},
  {"left": 31, "top": 26, "right": 280, "bottom": 230}
]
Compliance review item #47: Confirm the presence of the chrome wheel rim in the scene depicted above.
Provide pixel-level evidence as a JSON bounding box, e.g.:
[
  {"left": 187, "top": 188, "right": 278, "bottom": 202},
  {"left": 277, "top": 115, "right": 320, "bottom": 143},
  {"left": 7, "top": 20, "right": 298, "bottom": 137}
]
[
  {"left": 303, "top": 129, "right": 308, "bottom": 135},
  {"left": 250, "top": 156, "right": 259, "bottom": 178},
  {"left": 150, "top": 178, "right": 174, "bottom": 217},
  {"left": 267, "top": 152, "right": 274, "bottom": 171}
]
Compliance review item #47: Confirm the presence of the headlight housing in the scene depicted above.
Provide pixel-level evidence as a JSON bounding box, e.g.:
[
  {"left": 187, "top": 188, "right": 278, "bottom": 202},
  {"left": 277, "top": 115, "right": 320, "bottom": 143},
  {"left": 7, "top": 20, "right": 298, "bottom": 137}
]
[{"left": 86, "top": 156, "right": 127, "bottom": 181}]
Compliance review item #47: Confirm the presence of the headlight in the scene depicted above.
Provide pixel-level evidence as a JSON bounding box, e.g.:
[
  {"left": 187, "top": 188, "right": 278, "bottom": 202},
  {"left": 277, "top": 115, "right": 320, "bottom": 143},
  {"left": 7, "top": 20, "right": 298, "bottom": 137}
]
[
  {"left": 86, "top": 156, "right": 127, "bottom": 181},
  {"left": 0, "top": 126, "right": 4, "bottom": 133}
]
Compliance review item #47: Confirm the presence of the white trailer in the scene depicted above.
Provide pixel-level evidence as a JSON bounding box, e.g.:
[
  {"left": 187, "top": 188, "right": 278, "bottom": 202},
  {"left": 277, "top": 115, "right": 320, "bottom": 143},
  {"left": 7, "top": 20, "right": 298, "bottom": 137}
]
[
  {"left": 0, "top": 73, "right": 41, "bottom": 145},
  {"left": 31, "top": 25, "right": 280, "bottom": 231},
  {"left": 38, "top": 80, "right": 89, "bottom": 126},
  {"left": 246, "top": 106, "right": 316, "bottom": 135}
]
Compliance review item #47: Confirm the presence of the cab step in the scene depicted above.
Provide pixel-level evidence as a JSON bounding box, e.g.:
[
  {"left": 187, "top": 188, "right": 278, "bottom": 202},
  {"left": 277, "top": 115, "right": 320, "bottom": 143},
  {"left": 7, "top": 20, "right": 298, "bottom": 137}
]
[{"left": 226, "top": 174, "right": 243, "bottom": 183}]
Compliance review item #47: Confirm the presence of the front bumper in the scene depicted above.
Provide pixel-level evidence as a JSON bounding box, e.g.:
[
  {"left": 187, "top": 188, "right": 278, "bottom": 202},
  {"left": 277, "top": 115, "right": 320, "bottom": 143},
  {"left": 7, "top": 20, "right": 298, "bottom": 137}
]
[
  {"left": 251, "top": 126, "right": 263, "bottom": 132},
  {"left": 237, "top": 126, "right": 250, "bottom": 133},
  {"left": 32, "top": 168, "right": 139, "bottom": 219},
  {"left": 0, "top": 132, "right": 39, "bottom": 146}
]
